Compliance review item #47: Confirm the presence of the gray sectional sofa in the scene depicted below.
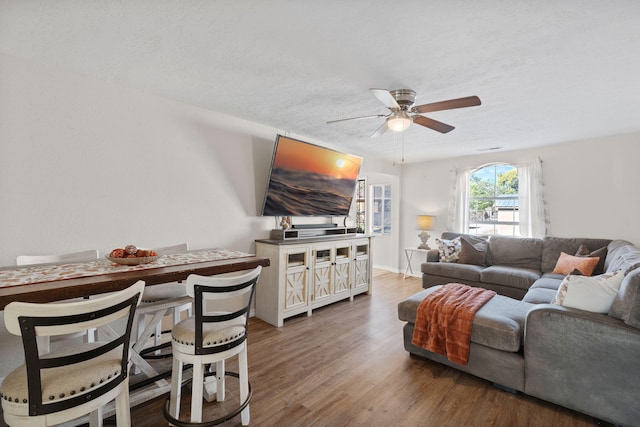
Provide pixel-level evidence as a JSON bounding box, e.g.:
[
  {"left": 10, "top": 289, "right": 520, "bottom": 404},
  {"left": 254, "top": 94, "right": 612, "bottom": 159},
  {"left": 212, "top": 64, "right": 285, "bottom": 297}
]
[{"left": 398, "top": 233, "right": 640, "bottom": 427}]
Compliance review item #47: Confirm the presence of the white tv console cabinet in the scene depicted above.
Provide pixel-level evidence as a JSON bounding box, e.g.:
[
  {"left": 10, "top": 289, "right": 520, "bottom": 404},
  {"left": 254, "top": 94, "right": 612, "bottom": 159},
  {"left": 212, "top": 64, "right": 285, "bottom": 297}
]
[{"left": 255, "top": 235, "right": 372, "bottom": 327}]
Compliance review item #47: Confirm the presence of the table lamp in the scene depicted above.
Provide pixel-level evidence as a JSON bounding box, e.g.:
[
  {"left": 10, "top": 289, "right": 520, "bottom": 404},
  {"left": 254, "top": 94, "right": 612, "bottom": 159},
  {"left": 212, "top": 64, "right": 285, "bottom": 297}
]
[{"left": 416, "top": 215, "right": 435, "bottom": 249}]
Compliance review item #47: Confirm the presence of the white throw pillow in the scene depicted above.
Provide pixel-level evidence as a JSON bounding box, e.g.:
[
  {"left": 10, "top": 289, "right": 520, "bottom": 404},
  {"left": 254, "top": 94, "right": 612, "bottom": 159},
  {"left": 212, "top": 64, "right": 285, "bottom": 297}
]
[
  {"left": 435, "top": 237, "right": 462, "bottom": 263},
  {"left": 552, "top": 271, "right": 624, "bottom": 313}
]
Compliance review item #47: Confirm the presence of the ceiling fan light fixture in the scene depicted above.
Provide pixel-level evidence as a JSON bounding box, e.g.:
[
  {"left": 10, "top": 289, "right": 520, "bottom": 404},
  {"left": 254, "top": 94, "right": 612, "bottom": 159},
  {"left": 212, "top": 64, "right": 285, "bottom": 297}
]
[{"left": 387, "top": 111, "right": 412, "bottom": 132}]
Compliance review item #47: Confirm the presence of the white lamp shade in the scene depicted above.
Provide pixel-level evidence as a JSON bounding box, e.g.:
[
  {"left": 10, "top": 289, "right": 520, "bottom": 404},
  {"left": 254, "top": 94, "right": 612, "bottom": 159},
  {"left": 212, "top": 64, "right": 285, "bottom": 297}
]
[{"left": 416, "top": 214, "right": 435, "bottom": 230}]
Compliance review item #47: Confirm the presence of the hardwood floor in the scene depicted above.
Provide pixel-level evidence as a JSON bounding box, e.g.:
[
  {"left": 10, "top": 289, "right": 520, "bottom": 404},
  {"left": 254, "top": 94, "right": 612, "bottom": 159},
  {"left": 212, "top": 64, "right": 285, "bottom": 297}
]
[
  {"left": 129, "top": 272, "right": 611, "bottom": 427},
  {"left": 0, "top": 272, "right": 613, "bottom": 426}
]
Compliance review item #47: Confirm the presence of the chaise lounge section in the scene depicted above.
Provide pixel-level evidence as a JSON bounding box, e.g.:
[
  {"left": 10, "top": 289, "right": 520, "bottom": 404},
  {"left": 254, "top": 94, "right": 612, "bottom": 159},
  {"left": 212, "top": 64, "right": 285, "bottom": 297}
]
[{"left": 399, "top": 234, "right": 640, "bottom": 427}]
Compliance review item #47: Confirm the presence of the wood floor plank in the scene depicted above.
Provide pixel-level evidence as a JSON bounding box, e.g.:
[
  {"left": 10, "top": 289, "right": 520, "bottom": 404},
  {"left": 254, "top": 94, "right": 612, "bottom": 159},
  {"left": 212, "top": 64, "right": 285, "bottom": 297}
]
[{"left": 1, "top": 272, "right": 613, "bottom": 426}]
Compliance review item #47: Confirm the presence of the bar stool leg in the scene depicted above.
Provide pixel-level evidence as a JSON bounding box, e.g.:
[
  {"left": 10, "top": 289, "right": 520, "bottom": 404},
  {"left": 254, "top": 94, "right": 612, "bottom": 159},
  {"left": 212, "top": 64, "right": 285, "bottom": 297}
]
[
  {"left": 115, "top": 379, "right": 132, "bottom": 427},
  {"left": 239, "top": 344, "right": 250, "bottom": 426},
  {"left": 191, "top": 361, "right": 205, "bottom": 422},
  {"left": 169, "top": 356, "right": 183, "bottom": 420},
  {"left": 216, "top": 360, "right": 226, "bottom": 401}
]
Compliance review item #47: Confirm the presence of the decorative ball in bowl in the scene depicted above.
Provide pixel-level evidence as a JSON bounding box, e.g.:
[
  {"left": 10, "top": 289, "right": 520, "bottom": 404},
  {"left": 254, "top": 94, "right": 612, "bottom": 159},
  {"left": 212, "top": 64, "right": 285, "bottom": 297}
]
[{"left": 107, "top": 245, "right": 159, "bottom": 265}]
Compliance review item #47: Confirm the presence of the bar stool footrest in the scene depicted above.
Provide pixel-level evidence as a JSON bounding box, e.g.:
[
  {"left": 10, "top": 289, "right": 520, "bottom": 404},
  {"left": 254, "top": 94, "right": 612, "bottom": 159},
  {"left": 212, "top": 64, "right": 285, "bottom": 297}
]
[{"left": 162, "top": 371, "right": 252, "bottom": 427}]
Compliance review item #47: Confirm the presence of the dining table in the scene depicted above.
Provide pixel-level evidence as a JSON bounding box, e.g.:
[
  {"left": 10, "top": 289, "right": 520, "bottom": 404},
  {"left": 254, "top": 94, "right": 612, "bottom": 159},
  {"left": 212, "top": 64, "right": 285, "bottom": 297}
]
[
  {"left": 0, "top": 248, "right": 270, "bottom": 309},
  {"left": 0, "top": 248, "right": 270, "bottom": 408}
]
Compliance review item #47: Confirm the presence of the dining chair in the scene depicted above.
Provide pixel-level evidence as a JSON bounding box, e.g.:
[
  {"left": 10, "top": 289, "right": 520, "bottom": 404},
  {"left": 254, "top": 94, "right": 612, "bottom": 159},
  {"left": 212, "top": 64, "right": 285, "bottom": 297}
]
[
  {"left": 0, "top": 280, "right": 144, "bottom": 427},
  {"left": 16, "top": 249, "right": 101, "bottom": 353},
  {"left": 134, "top": 244, "right": 192, "bottom": 366},
  {"left": 164, "top": 266, "right": 261, "bottom": 426}
]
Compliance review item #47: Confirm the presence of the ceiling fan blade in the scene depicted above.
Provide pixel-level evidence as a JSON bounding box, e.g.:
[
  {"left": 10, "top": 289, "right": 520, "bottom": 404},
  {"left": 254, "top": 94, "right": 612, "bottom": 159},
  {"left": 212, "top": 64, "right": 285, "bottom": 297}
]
[
  {"left": 413, "top": 115, "right": 455, "bottom": 133},
  {"left": 370, "top": 120, "right": 389, "bottom": 138},
  {"left": 326, "top": 114, "right": 387, "bottom": 124},
  {"left": 370, "top": 88, "right": 400, "bottom": 109},
  {"left": 413, "top": 96, "right": 481, "bottom": 114}
]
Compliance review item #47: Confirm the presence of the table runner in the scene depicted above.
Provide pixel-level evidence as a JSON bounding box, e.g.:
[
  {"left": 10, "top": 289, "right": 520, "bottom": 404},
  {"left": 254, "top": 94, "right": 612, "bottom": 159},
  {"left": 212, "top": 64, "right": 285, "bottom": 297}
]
[{"left": 0, "top": 249, "right": 253, "bottom": 289}]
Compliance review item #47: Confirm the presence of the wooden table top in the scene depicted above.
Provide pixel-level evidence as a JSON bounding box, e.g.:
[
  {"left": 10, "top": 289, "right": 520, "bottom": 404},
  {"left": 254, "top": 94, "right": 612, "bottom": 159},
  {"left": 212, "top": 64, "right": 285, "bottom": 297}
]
[{"left": 0, "top": 250, "right": 270, "bottom": 310}]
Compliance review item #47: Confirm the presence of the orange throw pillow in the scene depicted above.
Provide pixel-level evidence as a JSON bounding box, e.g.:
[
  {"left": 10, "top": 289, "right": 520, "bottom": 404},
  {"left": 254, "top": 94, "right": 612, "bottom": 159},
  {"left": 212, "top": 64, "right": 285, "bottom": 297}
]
[{"left": 552, "top": 252, "right": 600, "bottom": 276}]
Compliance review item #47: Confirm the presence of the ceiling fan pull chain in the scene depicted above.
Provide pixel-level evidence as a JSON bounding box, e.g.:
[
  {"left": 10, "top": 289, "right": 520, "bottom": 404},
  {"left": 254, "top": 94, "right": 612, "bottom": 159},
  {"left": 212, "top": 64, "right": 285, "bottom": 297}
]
[{"left": 392, "top": 132, "right": 397, "bottom": 167}]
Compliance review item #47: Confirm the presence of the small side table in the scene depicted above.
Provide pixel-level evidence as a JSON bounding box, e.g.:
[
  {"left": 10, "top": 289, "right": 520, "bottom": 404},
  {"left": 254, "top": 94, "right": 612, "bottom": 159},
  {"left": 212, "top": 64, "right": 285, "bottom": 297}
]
[{"left": 403, "top": 248, "right": 431, "bottom": 279}]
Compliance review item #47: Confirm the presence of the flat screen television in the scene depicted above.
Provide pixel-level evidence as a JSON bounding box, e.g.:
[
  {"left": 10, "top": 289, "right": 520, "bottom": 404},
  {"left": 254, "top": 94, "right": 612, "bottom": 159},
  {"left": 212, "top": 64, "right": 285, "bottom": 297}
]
[{"left": 261, "top": 135, "right": 363, "bottom": 217}]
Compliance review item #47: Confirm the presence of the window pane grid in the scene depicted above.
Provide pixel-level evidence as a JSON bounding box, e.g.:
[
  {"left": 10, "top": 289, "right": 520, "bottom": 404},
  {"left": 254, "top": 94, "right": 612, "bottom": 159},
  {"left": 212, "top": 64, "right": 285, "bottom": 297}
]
[
  {"left": 371, "top": 184, "right": 391, "bottom": 235},
  {"left": 467, "top": 164, "right": 520, "bottom": 237}
]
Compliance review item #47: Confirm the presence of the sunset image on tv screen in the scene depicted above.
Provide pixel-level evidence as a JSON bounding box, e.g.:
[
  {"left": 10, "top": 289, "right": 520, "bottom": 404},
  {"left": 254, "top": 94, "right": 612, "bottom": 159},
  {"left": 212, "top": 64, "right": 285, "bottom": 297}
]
[{"left": 262, "top": 136, "right": 363, "bottom": 216}]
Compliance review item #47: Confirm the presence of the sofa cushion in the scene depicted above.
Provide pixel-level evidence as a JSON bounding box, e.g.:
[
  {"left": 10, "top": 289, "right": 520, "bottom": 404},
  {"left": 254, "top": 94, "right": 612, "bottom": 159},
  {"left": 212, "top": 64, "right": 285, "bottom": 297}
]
[
  {"left": 552, "top": 252, "right": 599, "bottom": 276},
  {"left": 532, "top": 274, "right": 565, "bottom": 290},
  {"left": 522, "top": 275, "right": 564, "bottom": 304},
  {"left": 458, "top": 237, "right": 488, "bottom": 266},
  {"left": 552, "top": 271, "right": 624, "bottom": 313},
  {"left": 421, "top": 262, "right": 483, "bottom": 282},
  {"left": 541, "top": 237, "right": 612, "bottom": 273},
  {"left": 488, "top": 236, "right": 542, "bottom": 270},
  {"left": 605, "top": 240, "right": 640, "bottom": 275},
  {"left": 522, "top": 287, "right": 557, "bottom": 304},
  {"left": 398, "top": 287, "right": 533, "bottom": 352},
  {"left": 480, "top": 265, "right": 541, "bottom": 290},
  {"left": 609, "top": 268, "right": 640, "bottom": 328},
  {"left": 435, "top": 237, "right": 462, "bottom": 262},
  {"left": 398, "top": 288, "right": 438, "bottom": 323}
]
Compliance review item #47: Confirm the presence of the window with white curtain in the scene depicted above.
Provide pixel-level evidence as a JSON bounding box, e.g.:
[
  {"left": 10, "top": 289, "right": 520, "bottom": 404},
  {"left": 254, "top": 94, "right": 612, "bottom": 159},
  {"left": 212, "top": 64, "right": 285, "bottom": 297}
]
[{"left": 448, "top": 158, "right": 548, "bottom": 238}]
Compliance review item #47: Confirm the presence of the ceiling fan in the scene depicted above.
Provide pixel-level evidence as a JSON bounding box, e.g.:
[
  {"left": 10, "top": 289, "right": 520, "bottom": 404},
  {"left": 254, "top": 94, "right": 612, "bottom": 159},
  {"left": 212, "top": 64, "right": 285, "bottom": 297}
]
[{"left": 327, "top": 88, "right": 481, "bottom": 137}]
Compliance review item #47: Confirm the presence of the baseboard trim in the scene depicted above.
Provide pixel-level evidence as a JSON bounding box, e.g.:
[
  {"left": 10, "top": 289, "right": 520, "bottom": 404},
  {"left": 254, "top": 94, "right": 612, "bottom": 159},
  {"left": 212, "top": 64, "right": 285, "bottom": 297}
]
[{"left": 372, "top": 264, "right": 399, "bottom": 274}]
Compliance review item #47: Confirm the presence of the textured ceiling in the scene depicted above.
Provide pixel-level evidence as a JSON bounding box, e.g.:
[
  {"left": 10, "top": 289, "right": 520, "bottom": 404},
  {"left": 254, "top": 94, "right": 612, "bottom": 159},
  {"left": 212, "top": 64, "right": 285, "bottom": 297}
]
[{"left": 1, "top": 1, "right": 640, "bottom": 163}]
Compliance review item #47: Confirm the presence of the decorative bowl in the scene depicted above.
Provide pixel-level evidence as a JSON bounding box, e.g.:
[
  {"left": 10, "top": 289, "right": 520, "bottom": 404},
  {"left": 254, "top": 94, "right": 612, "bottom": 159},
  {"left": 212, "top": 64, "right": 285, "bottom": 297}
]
[{"left": 106, "top": 255, "right": 158, "bottom": 265}]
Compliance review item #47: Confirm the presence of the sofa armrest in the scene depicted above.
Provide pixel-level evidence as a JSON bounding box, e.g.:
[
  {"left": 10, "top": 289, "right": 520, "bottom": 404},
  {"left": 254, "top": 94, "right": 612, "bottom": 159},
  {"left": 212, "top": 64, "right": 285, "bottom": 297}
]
[
  {"left": 426, "top": 249, "right": 440, "bottom": 262},
  {"left": 524, "top": 304, "right": 640, "bottom": 426}
]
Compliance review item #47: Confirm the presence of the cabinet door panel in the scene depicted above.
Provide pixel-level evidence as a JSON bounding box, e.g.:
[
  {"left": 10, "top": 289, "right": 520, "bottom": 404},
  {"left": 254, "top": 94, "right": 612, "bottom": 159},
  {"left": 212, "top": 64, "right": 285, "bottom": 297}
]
[
  {"left": 313, "top": 265, "right": 332, "bottom": 301},
  {"left": 334, "top": 261, "right": 351, "bottom": 295},
  {"left": 354, "top": 259, "right": 369, "bottom": 290},
  {"left": 285, "top": 267, "right": 308, "bottom": 310}
]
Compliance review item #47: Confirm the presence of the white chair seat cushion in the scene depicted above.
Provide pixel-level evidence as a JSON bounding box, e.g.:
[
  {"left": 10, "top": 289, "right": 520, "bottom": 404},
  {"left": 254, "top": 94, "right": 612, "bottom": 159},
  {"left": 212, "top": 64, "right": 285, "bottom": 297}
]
[
  {"left": 171, "top": 316, "right": 246, "bottom": 354},
  {"left": 0, "top": 342, "right": 122, "bottom": 408},
  {"left": 142, "top": 283, "right": 188, "bottom": 303}
]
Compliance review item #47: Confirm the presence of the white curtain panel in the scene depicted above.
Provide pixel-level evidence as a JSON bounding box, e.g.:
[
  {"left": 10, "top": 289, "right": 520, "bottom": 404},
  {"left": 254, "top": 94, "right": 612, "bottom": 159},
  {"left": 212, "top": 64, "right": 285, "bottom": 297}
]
[
  {"left": 447, "top": 168, "right": 470, "bottom": 233},
  {"left": 517, "top": 157, "right": 550, "bottom": 238}
]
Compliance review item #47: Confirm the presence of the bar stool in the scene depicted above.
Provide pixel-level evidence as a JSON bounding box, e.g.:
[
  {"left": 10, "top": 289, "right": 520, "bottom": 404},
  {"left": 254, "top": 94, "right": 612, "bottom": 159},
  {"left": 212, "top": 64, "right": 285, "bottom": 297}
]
[
  {"left": 164, "top": 266, "right": 261, "bottom": 426},
  {"left": 133, "top": 244, "right": 192, "bottom": 366},
  {"left": 0, "top": 281, "right": 144, "bottom": 427},
  {"left": 16, "top": 249, "right": 101, "bottom": 353}
]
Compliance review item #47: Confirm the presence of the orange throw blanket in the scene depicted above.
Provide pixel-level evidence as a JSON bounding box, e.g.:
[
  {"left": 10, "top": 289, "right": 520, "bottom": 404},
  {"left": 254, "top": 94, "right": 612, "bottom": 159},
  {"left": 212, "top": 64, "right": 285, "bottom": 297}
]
[{"left": 411, "top": 283, "right": 496, "bottom": 365}]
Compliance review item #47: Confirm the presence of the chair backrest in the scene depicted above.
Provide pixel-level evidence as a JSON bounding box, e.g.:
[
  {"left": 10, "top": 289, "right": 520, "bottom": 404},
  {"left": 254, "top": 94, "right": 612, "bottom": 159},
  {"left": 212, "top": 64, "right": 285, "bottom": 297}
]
[
  {"left": 185, "top": 266, "right": 261, "bottom": 355},
  {"left": 155, "top": 243, "right": 189, "bottom": 256},
  {"left": 16, "top": 249, "right": 99, "bottom": 266},
  {"left": 3, "top": 281, "right": 144, "bottom": 416}
]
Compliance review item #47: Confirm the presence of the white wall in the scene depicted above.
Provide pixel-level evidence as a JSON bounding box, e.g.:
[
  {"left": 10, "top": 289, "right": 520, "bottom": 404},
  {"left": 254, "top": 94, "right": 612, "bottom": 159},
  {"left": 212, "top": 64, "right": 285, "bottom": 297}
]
[
  {"left": 400, "top": 133, "right": 640, "bottom": 276},
  {"left": 0, "top": 54, "right": 274, "bottom": 265},
  {"left": 0, "top": 54, "right": 397, "bottom": 378}
]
